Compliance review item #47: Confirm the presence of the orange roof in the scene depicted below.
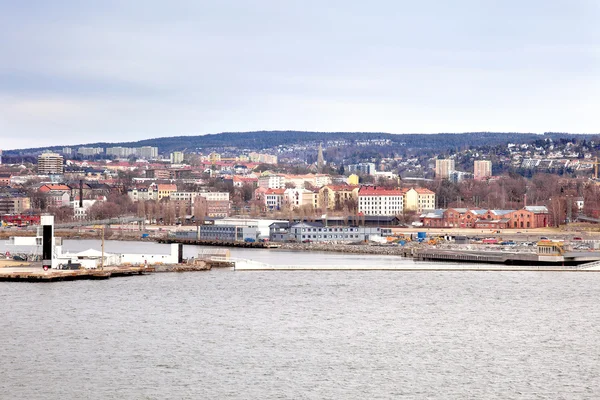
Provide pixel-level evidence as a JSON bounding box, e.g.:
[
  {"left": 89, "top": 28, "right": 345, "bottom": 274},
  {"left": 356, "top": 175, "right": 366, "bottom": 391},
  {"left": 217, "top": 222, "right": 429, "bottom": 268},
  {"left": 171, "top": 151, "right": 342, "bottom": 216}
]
[
  {"left": 324, "top": 184, "right": 359, "bottom": 191},
  {"left": 233, "top": 176, "right": 258, "bottom": 182},
  {"left": 39, "top": 184, "right": 71, "bottom": 192},
  {"left": 157, "top": 184, "right": 177, "bottom": 191},
  {"left": 414, "top": 188, "right": 435, "bottom": 194},
  {"left": 265, "top": 188, "right": 286, "bottom": 195}
]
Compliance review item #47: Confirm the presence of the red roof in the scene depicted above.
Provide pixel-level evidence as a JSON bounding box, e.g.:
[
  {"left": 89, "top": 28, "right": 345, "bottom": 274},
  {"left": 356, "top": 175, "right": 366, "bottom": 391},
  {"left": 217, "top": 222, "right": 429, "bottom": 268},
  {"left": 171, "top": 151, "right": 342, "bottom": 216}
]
[
  {"left": 39, "top": 184, "right": 71, "bottom": 192},
  {"left": 324, "top": 185, "right": 359, "bottom": 191},
  {"left": 358, "top": 187, "right": 404, "bottom": 196},
  {"left": 265, "top": 188, "right": 286, "bottom": 195},
  {"left": 414, "top": 188, "right": 435, "bottom": 194},
  {"left": 157, "top": 184, "right": 177, "bottom": 191}
]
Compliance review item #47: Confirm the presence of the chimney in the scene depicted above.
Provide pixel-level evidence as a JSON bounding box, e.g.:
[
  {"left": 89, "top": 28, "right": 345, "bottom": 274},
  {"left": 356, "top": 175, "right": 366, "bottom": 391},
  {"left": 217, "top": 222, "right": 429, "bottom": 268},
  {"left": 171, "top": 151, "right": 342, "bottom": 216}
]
[{"left": 79, "top": 180, "right": 84, "bottom": 208}]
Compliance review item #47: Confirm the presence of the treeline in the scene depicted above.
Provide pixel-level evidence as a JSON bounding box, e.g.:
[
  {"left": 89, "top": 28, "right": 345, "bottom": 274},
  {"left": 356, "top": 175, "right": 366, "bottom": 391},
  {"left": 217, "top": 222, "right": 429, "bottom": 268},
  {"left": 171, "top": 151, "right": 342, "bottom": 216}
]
[{"left": 8, "top": 131, "right": 599, "bottom": 156}]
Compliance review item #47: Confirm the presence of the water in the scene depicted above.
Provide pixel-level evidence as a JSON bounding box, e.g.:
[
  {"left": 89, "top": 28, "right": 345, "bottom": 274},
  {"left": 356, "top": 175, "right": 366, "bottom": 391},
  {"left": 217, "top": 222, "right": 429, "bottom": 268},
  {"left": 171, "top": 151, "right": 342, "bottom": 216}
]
[{"left": 1, "top": 241, "right": 600, "bottom": 399}]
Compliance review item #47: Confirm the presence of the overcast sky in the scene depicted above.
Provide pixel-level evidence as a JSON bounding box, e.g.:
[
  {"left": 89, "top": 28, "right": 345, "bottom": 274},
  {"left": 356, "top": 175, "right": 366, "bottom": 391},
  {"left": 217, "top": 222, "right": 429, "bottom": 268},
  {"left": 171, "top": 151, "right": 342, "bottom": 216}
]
[{"left": 0, "top": 0, "right": 598, "bottom": 149}]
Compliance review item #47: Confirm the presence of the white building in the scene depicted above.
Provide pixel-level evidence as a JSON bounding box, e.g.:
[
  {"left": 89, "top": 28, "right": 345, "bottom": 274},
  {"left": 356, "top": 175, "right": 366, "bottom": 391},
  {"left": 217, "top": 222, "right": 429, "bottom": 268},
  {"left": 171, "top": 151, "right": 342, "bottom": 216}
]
[
  {"left": 258, "top": 175, "right": 286, "bottom": 189},
  {"left": 358, "top": 187, "right": 404, "bottom": 216}
]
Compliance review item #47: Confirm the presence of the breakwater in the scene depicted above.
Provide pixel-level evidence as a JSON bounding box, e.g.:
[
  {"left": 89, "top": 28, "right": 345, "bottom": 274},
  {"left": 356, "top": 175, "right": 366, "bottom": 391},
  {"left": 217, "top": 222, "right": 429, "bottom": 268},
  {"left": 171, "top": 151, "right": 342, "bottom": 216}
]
[{"left": 0, "top": 265, "right": 154, "bottom": 282}]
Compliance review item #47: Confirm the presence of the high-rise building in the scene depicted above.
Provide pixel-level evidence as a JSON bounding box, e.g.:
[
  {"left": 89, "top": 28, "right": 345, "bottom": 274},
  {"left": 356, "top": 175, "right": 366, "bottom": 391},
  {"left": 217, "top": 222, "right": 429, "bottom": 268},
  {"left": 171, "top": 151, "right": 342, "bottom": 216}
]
[
  {"left": 139, "top": 146, "right": 158, "bottom": 159},
  {"left": 474, "top": 160, "right": 492, "bottom": 180},
  {"left": 170, "top": 151, "right": 184, "bottom": 164},
  {"left": 435, "top": 159, "right": 455, "bottom": 179},
  {"left": 77, "top": 147, "right": 104, "bottom": 156},
  {"left": 347, "top": 163, "right": 376, "bottom": 175},
  {"left": 37, "top": 152, "right": 64, "bottom": 175}
]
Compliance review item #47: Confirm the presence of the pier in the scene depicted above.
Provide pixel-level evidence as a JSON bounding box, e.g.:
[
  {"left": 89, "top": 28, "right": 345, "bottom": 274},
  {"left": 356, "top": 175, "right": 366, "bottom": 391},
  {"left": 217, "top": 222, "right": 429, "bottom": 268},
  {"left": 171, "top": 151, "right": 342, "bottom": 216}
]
[
  {"left": 0, "top": 265, "right": 154, "bottom": 282},
  {"left": 413, "top": 248, "right": 600, "bottom": 266},
  {"left": 156, "top": 238, "right": 281, "bottom": 248}
]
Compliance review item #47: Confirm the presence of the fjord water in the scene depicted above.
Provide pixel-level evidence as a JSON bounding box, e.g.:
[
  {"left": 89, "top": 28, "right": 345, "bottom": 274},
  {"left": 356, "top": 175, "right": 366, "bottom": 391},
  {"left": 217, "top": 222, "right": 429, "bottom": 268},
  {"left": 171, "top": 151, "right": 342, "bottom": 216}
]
[{"left": 1, "top": 241, "right": 599, "bottom": 399}]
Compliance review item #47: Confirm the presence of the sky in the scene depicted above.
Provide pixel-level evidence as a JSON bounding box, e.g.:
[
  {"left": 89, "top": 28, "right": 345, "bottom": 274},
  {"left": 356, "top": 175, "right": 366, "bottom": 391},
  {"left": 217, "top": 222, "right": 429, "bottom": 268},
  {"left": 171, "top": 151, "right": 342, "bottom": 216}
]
[{"left": 0, "top": 0, "right": 598, "bottom": 149}]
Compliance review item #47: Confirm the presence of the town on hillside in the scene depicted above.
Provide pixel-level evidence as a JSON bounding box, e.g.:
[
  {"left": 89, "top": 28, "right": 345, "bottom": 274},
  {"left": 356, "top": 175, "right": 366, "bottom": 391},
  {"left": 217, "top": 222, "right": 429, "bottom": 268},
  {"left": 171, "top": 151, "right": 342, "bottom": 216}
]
[{"left": 1, "top": 133, "right": 600, "bottom": 235}]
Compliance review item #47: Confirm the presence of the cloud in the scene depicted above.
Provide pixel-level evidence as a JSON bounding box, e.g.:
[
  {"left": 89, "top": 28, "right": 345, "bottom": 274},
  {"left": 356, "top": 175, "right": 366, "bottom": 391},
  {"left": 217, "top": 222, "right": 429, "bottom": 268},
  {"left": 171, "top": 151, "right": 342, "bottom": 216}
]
[{"left": 0, "top": 0, "right": 598, "bottom": 149}]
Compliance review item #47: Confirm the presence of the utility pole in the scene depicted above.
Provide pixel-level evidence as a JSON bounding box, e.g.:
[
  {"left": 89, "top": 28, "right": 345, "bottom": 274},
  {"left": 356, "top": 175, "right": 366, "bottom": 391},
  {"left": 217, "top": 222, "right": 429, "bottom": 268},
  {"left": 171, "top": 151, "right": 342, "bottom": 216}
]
[{"left": 101, "top": 226, "right": 105, "bottom": 270}]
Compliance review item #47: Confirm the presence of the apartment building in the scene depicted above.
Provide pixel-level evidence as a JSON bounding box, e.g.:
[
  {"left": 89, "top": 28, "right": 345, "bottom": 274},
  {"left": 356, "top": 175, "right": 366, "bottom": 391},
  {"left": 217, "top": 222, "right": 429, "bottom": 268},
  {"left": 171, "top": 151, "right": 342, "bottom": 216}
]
[
  {"left": 318, "top": 185, "right": 359, "bottom": 210},
  {"left": 265, "top": 188, "right": 286, "bottom": 210},
  {"left": 358, "top": 187, "right": 404, "bottom": 216},
  {"left": 435, "top": 159, "right": 455, "bottom": 179},
  {"left": 258, "top": 175, "right": 286, "bottom": 189},
  {"left": 474, "top": 160, "right": 492, "bottom": 180},
  {"left": 404, "top": 188, "right": 436, "bottom": 213},
  {"left": 37, "top": 152, "right": 64, "bottom": 174},
  {"left": 170, "top": 152, "right": 184, "bottom": 164}
]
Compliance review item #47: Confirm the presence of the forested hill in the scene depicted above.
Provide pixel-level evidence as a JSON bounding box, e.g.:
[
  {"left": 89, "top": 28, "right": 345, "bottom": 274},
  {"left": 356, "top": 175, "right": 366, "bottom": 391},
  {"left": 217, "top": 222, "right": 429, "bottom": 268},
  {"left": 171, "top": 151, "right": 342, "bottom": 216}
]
[{"left": 8, "top": 131, "right": 596, "bottom": 154}]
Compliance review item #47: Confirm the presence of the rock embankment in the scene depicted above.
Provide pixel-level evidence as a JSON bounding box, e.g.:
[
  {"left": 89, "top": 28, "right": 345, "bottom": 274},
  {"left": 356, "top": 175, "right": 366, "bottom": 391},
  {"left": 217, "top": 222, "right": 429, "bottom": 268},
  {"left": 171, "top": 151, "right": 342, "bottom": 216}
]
[
  {"left": 278, "top": 242, "right": 413, "bottom": 256},
  {"left": 153, "top": 262, "right": 211, "bottom": 272}
]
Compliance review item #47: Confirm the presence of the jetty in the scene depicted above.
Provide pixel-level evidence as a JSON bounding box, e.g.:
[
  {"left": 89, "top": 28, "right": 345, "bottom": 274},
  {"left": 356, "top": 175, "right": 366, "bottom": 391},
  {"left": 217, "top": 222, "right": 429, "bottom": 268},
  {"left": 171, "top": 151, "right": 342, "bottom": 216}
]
[
  {"left": 0, "top": 265, "right": 154, "bottom": 282},
  {"left": 156, "top": 238, "right": 280, "bottom": 248},
  {"left": 412, "top": 248, "right": 600, "bottom": 266}
]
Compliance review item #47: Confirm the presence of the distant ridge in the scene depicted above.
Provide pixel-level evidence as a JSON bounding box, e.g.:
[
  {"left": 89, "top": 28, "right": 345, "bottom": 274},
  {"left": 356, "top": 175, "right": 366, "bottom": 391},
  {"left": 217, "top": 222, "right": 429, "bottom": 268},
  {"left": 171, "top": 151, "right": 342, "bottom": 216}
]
[{"left": 5, "top": 130, "right": 598, "bottom": 154}]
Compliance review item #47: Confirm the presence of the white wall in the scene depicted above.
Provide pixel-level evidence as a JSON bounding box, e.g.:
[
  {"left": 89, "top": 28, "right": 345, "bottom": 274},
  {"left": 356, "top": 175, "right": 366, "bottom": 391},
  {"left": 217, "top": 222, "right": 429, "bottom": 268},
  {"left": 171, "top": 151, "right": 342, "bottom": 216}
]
[{"left": 118, "top": 243, "right": 179, "bottom": 265}]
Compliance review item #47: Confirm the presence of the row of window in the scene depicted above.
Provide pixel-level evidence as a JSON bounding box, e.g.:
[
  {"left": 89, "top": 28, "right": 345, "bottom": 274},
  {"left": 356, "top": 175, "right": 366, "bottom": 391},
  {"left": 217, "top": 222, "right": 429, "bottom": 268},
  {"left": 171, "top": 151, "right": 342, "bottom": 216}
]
[
  {"left": 299, "top": 227, "right": 358, "bottom": 232},
  {"left": 301, "top": 234, "right": 359, "bottom": 239}
]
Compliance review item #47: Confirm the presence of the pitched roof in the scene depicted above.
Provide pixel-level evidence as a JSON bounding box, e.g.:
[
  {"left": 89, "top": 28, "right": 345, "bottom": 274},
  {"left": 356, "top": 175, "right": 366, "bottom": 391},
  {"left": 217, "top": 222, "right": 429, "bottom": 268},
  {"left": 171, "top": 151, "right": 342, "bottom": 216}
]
[
  {"left": 421, "top": 209, "right": 444, "bottom": 218},
  {"left": 323, "top": 184, "right": 359, "bottom": 191},
  {"left": 359, "top": 187, "right": 404, "bottom": 196},
  {"left": 265, "top": 188, "right": 286, "bottom": 195},
  {"left": 39, "top": 184, "right": 71, "bottom": 191},
  {"left": 489, "top": 209, "right": 514, "bottom": 216},
  {"left": 414, "top": 188, "right": 435, "bottom": 194},
  {"left": 524, "top": 206, "right": 549, "bottom": 214},
  {"left": 157, "top": 184, "right": 177, "bottom": 191}
]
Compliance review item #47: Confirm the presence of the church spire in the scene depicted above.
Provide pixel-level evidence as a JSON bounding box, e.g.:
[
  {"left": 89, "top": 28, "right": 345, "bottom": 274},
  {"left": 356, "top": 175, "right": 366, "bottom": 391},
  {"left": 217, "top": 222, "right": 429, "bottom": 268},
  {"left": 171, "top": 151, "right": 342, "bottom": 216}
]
[{"left": 317, "top": 143, "right": 325, "bottom": 172}]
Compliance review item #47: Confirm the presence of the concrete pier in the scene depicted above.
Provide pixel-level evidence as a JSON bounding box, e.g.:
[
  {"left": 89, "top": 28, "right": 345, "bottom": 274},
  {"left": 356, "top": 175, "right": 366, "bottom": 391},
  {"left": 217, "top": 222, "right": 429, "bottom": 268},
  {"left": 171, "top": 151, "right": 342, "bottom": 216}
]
[
  {"left": 413, "top": 248, "right": 600, "bottom": 266},
  {"left": 156, "top": 238, "right": 280, "bottom": 248},
  {"left": 0, "top": 265, "right": 154, "bottom": 282}
]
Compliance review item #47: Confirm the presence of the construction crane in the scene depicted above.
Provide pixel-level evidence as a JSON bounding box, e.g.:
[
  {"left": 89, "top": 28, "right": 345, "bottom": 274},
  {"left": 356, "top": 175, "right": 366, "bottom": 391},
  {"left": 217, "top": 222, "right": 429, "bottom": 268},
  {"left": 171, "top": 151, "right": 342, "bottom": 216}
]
[{"left": 577, "top": 156, "right": 600, "bottom": 179}]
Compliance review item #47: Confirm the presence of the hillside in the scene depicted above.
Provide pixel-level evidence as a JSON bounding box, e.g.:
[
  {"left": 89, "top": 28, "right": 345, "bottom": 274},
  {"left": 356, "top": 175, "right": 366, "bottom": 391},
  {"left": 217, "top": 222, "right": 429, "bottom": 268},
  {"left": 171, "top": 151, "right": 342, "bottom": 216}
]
[{"left": 5, "top": 131, "right": 597, "bottom": 155}]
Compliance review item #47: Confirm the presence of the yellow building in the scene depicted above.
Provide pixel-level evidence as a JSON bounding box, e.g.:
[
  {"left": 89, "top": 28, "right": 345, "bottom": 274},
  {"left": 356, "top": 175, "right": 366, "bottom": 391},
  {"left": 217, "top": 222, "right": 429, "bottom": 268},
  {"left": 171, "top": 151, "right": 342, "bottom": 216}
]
[
  {"left": 208, "top": 152, "right": 221, "bottom": 164},
  {"left": 404, "top": 188, "right": 436, "bottom": 213},
  {"left": 157, "top": 184, "right": 178, "bottom": 201},
  {"left": 318, "top": 185, "right": 360, "bottom": 210},
  {"left": 347, "top": 174, "right": 359, "bottom": 185}
]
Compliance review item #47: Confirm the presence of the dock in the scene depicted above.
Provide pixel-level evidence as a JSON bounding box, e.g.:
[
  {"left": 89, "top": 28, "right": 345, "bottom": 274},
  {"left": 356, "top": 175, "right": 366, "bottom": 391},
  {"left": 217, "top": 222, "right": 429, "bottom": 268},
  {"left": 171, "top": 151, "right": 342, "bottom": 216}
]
[
  {"left": 156, "top": 238, "right": 281, "bottom": 248},
  {"left": 412, "top": 248, "right": 600, "bottom": 266},
  {"left": 0, "top": 265, "right": 154, "bottom": 282}
]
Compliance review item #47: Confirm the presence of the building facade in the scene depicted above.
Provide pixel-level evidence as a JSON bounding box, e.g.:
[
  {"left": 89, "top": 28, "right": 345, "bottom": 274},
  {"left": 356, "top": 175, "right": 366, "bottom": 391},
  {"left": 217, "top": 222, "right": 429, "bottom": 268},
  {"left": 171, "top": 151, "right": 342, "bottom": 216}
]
[
  {"left": 435, "top": 159, "right": 455, "bottom": 179},
  {"left": 404, "top": 188, "right": 436, "bottom": 213},
  {"left": 38, "top": 153, "right": 64, "bottom": 174},
  {"left": 358, "top": 187, "right": 404, "bottom": 216},
  {"left": 474, "top": 160, "right": 492, "bottom": 180}
]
